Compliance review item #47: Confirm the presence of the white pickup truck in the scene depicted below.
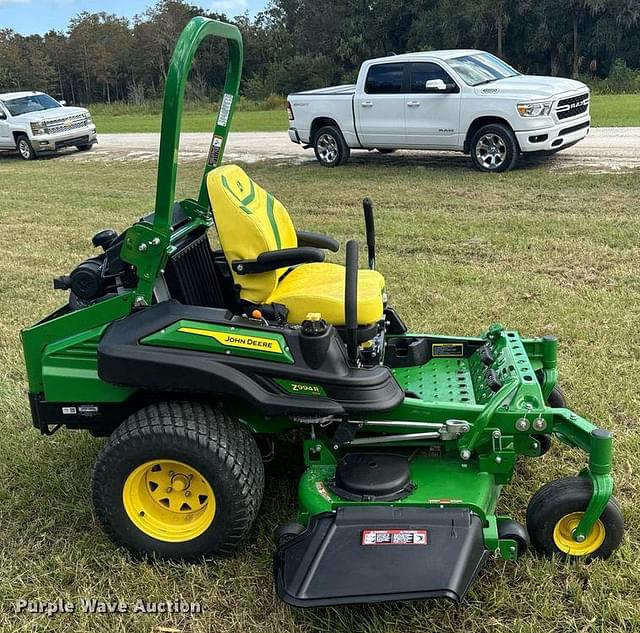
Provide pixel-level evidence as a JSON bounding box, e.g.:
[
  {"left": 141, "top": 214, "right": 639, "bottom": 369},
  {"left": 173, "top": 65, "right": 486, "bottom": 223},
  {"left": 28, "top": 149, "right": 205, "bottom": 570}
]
[
  {"left": 287, "top": 50, "right": 591, "bottom": 172},
  {"left": 0, "top": 91, "right": 97, "bottom": 160}
]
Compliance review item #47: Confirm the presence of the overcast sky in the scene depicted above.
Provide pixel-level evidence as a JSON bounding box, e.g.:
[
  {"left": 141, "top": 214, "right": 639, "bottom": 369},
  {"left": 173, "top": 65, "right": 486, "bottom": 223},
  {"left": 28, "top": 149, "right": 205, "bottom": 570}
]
[{"left": 0, "top": 0, "right": 268, "bottom": 34}]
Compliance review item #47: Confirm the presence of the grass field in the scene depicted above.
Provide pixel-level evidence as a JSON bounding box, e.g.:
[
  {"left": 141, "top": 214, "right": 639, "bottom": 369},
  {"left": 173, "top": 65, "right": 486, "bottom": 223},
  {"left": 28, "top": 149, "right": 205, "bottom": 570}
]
[
  {"left": 91, "top": 94, "right": 639, "bottom": 133},
  {"left": 1, "top": 156, "right": 639, "bottom": 633},
  {"left": 93, "top": 109, "right": 287, "bottom": 133}
]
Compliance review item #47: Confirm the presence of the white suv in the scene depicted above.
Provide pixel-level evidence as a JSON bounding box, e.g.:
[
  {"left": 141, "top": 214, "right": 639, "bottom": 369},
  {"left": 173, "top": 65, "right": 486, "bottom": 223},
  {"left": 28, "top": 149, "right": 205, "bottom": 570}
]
[{"left": 0, "top": 91, "right": 97, "bottom": 160}]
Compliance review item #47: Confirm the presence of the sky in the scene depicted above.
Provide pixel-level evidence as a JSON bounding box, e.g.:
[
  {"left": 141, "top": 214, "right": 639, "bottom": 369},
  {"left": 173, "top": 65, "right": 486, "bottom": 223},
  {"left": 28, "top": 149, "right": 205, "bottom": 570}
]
[{"left": 0, "top": 0, "right": 268, "bottom": 35}]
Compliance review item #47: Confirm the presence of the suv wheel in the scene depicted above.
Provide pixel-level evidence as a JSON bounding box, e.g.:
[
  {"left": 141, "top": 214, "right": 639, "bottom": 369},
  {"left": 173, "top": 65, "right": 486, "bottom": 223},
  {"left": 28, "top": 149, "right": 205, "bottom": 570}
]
[
  {"left": 16, "top": 135, "right": 36, "bottom": 160},
  {"left": 470, "top": 123, "right": 518, "bottom": 173},
  {"left": 313, "top": 125, "right": 350, "bottom": 167}
]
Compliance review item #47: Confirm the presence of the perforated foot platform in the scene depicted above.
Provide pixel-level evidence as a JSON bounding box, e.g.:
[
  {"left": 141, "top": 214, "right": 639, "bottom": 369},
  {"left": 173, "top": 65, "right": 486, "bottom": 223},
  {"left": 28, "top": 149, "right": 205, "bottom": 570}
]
[{"left": 275, "top": 506, "right": 488, "bottom": 607}]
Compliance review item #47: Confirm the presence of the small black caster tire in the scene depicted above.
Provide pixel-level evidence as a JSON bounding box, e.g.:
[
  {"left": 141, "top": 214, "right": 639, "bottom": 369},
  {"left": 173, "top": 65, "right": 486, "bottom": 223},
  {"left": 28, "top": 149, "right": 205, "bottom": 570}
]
[
  {"left": 546, "top": 385, "right": 566, "bottom": 408},
  {"left": 526, "top": 477, "right": 623, "bottom": 560},
  {"left": 274, "top": 521, "right": 305, "bottom": 547},
  {"left": 498, "top": 519, "right": 530, "bottom": 558},
  {"left": 532, "top": 433, "right": 552, "bottom": 456}
]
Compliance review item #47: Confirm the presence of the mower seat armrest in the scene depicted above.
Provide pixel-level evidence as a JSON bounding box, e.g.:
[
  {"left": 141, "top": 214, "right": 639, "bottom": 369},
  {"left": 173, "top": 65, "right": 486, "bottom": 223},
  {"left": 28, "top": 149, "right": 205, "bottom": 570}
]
[
  {"left": 296, "top": 230, "right": 339, "bottom": 253},
  {"left": 232, "top": 247, "right": 325, "bottom": 274}
]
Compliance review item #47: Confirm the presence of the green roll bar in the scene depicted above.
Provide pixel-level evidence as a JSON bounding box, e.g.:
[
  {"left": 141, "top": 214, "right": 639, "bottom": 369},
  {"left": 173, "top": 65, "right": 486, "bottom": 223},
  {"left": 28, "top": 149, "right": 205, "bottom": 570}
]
[
  {"left": 119, "top": 16, "right": 243, "bottom": 304},
  {"left": 155, "top": 16, "right": 243, "bottom": 234}
]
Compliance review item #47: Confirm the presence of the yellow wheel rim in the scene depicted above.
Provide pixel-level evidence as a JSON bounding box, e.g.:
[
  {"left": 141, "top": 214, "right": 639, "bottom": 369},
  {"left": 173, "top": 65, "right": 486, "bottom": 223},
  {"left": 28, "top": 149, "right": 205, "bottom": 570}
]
[
  {"left": 123, "top": 459, "right": 216, "bottom": 542},
  {"left": 553, "top": 512, "right": 606, "bottom": 556}
]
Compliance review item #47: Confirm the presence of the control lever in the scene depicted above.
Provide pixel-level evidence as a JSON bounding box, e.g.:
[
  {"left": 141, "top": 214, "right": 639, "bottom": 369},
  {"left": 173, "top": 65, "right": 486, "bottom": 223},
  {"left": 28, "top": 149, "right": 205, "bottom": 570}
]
[
  {"left": 362, "top": 198, "right": 376, "bottom": 270},
  {"left": 344, "top": 240, "right": 359, "bottom": 364}
]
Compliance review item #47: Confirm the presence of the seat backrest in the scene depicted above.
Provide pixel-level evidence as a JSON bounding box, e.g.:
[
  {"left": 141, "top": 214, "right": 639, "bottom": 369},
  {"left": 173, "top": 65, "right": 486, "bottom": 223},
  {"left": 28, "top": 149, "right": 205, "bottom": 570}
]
[{"left": 207, "top": 165, "right": 297, "bottom": 303}]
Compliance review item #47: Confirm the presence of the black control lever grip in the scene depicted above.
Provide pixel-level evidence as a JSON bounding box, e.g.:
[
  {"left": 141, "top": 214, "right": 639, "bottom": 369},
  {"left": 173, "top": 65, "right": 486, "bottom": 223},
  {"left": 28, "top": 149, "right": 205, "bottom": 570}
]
[
  {"left": 345, "top": 240, "right": 359, "bottom": 364},
  {"left": 363, "top": 198, "right": 376, "bottom": 270}
]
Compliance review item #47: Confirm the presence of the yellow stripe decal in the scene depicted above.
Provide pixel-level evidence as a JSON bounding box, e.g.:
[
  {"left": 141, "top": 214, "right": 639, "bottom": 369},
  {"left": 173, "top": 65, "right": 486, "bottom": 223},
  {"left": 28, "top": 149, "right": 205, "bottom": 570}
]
[{"left": 177, "top": 327, "right": 283, "bottom": 354}]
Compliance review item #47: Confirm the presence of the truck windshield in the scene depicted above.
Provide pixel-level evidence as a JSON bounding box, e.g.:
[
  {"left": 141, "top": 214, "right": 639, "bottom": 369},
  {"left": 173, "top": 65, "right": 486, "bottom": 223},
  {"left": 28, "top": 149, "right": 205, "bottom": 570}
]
[
  {"left": 3, "top": 94, "right": 61, "bottom": 116},
  {"left": 448, "top": 53, "right": 520, "bottom": 86}
]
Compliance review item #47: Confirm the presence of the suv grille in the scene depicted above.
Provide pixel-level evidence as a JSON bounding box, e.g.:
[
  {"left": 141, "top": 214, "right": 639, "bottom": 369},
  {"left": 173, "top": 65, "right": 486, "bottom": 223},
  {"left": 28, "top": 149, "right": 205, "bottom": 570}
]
[
  {"left": 45, "top": 113, "right": 88, "bottom": 134},
  {"left": 556, "top": 93, "right": 589, "bottom": 120}
]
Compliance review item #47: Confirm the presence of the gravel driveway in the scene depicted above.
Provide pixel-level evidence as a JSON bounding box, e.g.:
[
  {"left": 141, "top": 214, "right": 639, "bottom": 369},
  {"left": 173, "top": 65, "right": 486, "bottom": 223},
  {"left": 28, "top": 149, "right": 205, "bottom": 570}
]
[{"left": 3, "top": 128, "right": 639, "bottom": 172}]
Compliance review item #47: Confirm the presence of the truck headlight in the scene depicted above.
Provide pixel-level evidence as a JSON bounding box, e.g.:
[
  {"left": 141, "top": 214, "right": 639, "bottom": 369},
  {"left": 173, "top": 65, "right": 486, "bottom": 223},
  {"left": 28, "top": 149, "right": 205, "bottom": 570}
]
[
  {"left": 85, "top": 114, "right": 93, "bottom": 126},
  {"left": 517, "top": 102, "right": 552, "bottom": 117},
  {"left": 30, "top": 121, "right": 46, "bottom": 135}
]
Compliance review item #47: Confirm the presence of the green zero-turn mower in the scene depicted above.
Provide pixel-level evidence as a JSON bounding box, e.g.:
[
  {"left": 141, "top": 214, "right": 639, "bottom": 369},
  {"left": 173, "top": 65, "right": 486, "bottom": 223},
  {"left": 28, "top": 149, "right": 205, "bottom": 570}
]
[{"left": 21, "top": 17, "right": 624, "bottom": 607}]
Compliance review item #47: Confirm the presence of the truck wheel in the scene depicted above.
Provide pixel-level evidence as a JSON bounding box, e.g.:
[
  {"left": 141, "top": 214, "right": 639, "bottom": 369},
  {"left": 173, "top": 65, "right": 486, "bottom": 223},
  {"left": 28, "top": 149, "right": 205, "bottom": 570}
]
[
  {"left": 526, "top": 477, "right": 623, "bottom": 560},
  {"left": 470, "top": 123, "right": 518, "bottom": 173},
  {"left": 76, "top": 144, "right": 93, "bottom": 152},
  {"left": 313, "top": 125, "right": 350, "bottom": 167},
  {"left": 16, "top": 134, "right": 36, "bottom": 160},
  {"left": 91, "top": 401, "right": 264, "bottom": 561}
]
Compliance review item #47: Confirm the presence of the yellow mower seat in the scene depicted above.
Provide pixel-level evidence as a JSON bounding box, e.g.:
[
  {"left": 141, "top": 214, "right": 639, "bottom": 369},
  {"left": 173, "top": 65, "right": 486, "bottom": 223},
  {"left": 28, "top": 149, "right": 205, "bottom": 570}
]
[{"left": 207, "top": 165, "right": 385, "bottom": 326}]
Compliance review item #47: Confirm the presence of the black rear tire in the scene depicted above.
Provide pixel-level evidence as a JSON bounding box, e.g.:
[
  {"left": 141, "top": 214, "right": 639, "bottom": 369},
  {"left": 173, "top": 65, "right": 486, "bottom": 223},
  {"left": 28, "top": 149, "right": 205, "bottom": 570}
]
[
  {"left": 16, "top": 134, "right": 36, "bottom": 160},
  {"left": 76, "top": 144, "right": 93, "bottom": 151},
  {"left": 470, "top": 123, "right": 518, "bottom": 173},
  {"left": 91, "top": 401, "right": 264, "bottom": 561},
  {"left": 313, "top": 125, "right": 350, "bottom": 167},
  {"left": 526, "top": 477, "right": 623, "bottom": 560}
]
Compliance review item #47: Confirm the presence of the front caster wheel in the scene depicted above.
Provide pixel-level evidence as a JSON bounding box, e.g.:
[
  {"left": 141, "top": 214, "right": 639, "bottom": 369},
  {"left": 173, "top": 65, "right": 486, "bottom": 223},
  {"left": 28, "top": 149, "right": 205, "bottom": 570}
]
[
  {"left": 91, "top": 401, "right": 264, "bottom": 561},
  {"left": 526, "top": 477, "right": 623, "bottom": 560}
]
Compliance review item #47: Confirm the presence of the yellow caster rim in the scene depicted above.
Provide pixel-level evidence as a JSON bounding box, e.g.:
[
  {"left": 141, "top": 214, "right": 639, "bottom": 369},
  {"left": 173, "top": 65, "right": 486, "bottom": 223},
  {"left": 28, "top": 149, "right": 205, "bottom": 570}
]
[
  {"left": 123, "top": 459, "right": 216, "bottom": 542},
  {"left": 553, "top": 512, "right": 606, "bottom": 556}
]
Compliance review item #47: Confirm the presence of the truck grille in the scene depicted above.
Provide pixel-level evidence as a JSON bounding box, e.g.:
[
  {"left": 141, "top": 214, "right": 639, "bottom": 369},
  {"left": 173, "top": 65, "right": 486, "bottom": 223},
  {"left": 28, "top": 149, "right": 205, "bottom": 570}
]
[
  {"left": 556, "top": 93, "right": 589, "bottom": 120},
  {"left": 45, "top": 113, "right": 88, "bottom": 134}
]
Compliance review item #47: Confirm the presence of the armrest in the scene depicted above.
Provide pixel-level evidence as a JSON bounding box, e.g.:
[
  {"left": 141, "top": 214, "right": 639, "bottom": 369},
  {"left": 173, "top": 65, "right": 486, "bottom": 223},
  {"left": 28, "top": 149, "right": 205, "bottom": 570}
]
[
  {"left": 232, "top": 247, "right": 325, "bottom": 274},
  {"left": 296, "top": 230, "right": 339, "bottom": 253}
]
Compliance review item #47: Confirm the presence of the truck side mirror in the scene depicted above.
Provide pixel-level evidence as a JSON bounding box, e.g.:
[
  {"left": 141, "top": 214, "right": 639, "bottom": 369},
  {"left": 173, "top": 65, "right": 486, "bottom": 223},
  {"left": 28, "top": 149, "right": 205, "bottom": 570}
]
[
  {"left": 59, "top": 100, "right": 67, "bottom": 106},
  {"left": 425, "top": 79, "right": 447, "bottom": 91},
  {"left": 0, "top": 111, "right": 6, "bottom": 120}
]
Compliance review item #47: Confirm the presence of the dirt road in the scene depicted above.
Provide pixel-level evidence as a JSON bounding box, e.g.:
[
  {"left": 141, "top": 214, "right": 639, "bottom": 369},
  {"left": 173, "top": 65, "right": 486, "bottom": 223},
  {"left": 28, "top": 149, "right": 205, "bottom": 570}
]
[{"left": 4, "top": 127, "right": 639, "bottom": 172}]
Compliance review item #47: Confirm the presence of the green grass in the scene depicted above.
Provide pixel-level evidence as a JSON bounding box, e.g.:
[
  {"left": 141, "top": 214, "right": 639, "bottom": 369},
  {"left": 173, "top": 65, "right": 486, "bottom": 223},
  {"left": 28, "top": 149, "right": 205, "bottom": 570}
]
[
  {"left": 590, "top": 94, "right": 640, "bottom": 126},
  {"left": 91, "top": 94, "right": 639, "bottom": 134},
  {"left": 1, "top": 156, "right": 639, "bottom": 632},
  {"left": 93, "top": 109, "right": 287, "bottom": 134}
]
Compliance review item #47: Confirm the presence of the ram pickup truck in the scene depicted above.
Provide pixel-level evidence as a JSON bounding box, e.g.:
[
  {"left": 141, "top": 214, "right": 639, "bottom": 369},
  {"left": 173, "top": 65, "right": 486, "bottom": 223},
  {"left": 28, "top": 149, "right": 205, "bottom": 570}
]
[
  {"left": 287, "top": 50, "right": 591, "bottom": 172},
  {"left": 0, "top": 91, "right": 97, "bottom": 160}
]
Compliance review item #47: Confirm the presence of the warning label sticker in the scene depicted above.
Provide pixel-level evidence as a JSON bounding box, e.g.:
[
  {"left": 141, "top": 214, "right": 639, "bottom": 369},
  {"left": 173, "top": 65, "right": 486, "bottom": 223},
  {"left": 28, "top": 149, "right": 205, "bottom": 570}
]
[
  {"left": 207, "top": 135, "right": 223, "bottom": 165},
  {"left": 361, "top": 529, "right": 428, "bottom": 546},
  {"left": 217, "top": 93, "right": 234, "bottom": 127},
  {"left": 432, "top": 342, "right": 464, "bottom": 358}
]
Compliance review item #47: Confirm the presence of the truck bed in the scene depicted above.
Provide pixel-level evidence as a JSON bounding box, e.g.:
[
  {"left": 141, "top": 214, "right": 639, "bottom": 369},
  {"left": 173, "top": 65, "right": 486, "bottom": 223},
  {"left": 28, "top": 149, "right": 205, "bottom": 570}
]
[{"left": 289, "top": 84, "right": 355, "bottom": 97}]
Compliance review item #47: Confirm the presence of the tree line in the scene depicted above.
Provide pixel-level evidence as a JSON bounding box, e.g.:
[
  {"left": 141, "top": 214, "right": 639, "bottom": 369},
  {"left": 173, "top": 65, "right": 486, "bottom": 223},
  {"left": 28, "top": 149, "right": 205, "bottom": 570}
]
[{"left": 1, "top": 0, "right": 639, "bottom": 105}]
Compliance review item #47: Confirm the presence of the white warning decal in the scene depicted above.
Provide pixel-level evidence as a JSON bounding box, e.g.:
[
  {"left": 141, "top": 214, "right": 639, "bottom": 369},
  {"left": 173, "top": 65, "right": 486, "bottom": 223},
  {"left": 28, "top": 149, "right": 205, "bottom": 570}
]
[
  {"left": 208, "top": 135, "right": 223, "bottom": 165},
  {"left": 217, "top": 93, "right": 234, "bottom": 127},
  {"left": 361, "top": 529, "right": 428, "bottom": 546}
]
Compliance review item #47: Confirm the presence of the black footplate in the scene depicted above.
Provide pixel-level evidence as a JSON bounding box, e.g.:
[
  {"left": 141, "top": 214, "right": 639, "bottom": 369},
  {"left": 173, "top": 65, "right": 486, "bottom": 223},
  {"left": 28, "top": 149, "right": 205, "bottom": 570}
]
[{"left": 275, "top": 506, "right": 488, "bottom": 607}]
